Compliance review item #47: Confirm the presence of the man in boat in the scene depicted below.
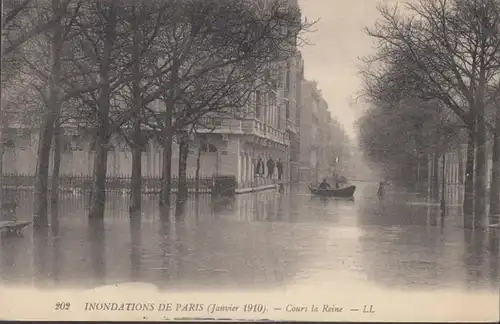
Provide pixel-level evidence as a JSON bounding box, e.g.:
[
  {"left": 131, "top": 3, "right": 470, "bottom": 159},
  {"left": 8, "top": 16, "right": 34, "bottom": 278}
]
[{"left": 318, "top": 178, "right": 332, "bottom": 190}]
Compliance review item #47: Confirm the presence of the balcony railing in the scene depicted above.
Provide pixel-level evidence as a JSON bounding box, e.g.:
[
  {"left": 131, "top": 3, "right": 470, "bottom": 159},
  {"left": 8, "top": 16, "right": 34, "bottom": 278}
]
[
  {"left": 193, "top": 116, "right": 244, "bottom": 134},
  {"left": 242, "top": 119, "right": 289, "bottom": 146},
  {"left": 193, "top": 116, "right": 289, "bottom": 146}
]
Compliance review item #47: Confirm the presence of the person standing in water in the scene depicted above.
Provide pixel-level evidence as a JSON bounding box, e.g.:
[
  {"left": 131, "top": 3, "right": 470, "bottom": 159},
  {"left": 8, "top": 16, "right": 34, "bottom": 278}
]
[{"left": 378, "top": 181, "right": 385, "bottom": 197}]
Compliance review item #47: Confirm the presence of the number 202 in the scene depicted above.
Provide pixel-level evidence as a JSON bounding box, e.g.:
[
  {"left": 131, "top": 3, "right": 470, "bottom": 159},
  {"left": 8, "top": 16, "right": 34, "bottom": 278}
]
[{"left": 55, "top": 302, "right": 70, "bottom": 311}]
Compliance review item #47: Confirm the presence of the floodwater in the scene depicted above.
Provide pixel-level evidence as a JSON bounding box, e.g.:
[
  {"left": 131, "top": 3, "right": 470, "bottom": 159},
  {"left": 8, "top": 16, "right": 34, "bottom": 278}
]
[{"left": 0, "top": 182, "right": 499, "bottom": 294}]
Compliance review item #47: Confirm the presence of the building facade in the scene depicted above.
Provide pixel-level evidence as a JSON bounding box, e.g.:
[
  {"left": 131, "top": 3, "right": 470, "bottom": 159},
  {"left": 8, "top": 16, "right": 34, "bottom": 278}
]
[
  {"left": 1, "top": 0, "right": 305, "bottom": 190},
  {"left": 298, "top": 80, "right": 337, "bottom": 183},
  {"left": 1, "top": 51, "right": 303, "bottom": 189},
  {"left": 286, "top": 52, "right": 304, "bottom": 183}
]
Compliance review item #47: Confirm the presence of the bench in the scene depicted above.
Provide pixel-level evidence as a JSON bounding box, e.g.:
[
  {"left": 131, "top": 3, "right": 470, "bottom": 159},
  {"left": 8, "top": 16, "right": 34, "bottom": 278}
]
[{"left": 0, "top": 221, "right": 32, "bottom": 236}]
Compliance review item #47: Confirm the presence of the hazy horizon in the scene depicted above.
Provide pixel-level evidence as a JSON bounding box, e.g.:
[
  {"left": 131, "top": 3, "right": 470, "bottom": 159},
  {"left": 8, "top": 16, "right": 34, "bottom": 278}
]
[{"left": 299, "top": 0, "right": 389, "bottom": 140}]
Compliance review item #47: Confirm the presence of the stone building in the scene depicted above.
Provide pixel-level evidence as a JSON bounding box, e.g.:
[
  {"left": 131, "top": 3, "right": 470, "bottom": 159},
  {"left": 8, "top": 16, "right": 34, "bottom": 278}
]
[
  {"left": 1, "top": 0, "right": 305, "bottom": 190},
  {"left": 2, "top": 49, "right": 304, "bottom": 190},
  {"left": 299, "top": 80, "right": 336, "bottom": 183}
]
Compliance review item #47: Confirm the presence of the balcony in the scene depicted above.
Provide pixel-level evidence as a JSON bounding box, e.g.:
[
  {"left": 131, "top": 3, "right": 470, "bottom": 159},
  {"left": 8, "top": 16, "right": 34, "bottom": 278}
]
[
  {"left": 192, "top": 116, "right": 289, "bottom": 146},
  {"left": 193, "top": 116, "right": 244, "bottom": 134},
  {"left": 242, "top": 119, "right": 289, "bottom": 146}
]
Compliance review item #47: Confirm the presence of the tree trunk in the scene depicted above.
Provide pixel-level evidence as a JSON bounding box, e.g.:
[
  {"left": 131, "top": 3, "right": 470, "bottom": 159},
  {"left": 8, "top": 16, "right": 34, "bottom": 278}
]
[
  {"left": 160, "top": 124, "right": 173, "bottom": 206},
  {"left": 50, "top": 121, "right": 62, "bottom": 204},
  {"left": 177, "top": 135, "right": 189, "bottom": 203},
  {"left": 0, "top": 117, "right": 4, "bottom": 220},
  {"left": 160, "top": 58, "right": 179, "bottom": 206},
  {"left": 33, "top": 2, "right": 64, "bottom": 227},
  {"left": 89, "top": 134, "right": 109, "bottom": 220},
  {"left": 474, "top": 113, "right": 487, "bottom": 228},
  {"left": 432, "top": 153, "right": 439, "bottom": 197},
  {"left": 88, "top": 1, "right": 117, "bottom": 220},
  {"left": 464, "top": 132, "right": 475, "bottom": 228},
  {"left": 34, "top": 118, "right": 55, "bottom": 227},
  {"left": 129, "top": 5, "right": 142, "bottom": 214},
  {"left": 489, "top": 106, "right": 500, "bottom": 226},
  {"left": 458, "top": 147, "right": 465, "bottom": 185},
  {"left": 195, "top": 140, "right": 202, "bottom": 194},
  {"left": 130, "top": 144, "right": 142, "bottom": 213},
  {"left": 440, "top": 153, "right": 446, "bottom": 217}
]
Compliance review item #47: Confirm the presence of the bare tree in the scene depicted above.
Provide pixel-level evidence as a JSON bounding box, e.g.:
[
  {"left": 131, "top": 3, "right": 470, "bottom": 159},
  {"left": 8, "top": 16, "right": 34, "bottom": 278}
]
[
  {"left": 1, "top": 0, "right": 66, "bottom": 214},
  {"left": 143, "top": 0, "right": 311, "bottom": 205},
  {"left": 114, "top": 0, "right": 171, "bottom": 214},
  {"left": 65, "top": 0, "right": 129, "bottom": 220},
  {"left": 11, "top": 0, "right": 83, "bottom": 227},
  {"left": 489, "top": 83, "right": 500, "bottom": 225},
  {"left": 363, "top": 0, "right": 500, "bottom": 227}
]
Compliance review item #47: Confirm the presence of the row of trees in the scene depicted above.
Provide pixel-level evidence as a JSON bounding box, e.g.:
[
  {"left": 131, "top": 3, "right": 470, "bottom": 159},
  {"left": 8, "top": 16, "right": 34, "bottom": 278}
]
[
  {"left": 1, "top": 0, "right": 312, "bottom": 226},
  {"left": 357, "top": 0, "right": 500, "bottom": 228}
]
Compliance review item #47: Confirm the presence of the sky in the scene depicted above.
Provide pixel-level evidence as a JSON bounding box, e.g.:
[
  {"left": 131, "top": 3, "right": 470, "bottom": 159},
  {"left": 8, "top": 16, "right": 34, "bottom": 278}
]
[{"left": 298, "top": 0, "right": 386, "bottom": 139}]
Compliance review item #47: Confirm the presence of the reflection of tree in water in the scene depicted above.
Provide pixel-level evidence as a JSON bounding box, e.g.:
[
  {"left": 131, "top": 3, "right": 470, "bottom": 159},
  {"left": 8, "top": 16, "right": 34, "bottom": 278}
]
[
  {"left": 357, "top": 194, "right": 442, "bottom": 228},
  {"left": 211, "top": 196, "right": 236, "bottom": 215},
  {"left": 358, "top": 207, "right": 499, "bottom": 291},
  {"left": 463, "top": 230, "right": 484, "bottom": 288},
  {"left": 129, "top": 211, "right": 142, "bottom": 282},
  {"left": 33, "top": 227, "right": 49, "bottom": 288},
  {"left": 158, "top": 206, "right": 173, "bottom": 283},
  {"left": 50, "top": 203, "right": 61, "bottom": 284},
  {"left": 355, "top": 185, "right": 493, "bottom": 290},
  {"left": 0, "top": 231, "right": 25, "bottom": 283},
  {"left": 487, "top": 229, "right": 499, "bottom": 285},
  {"left": 1, "top": 192, "right": 327, "bottom": 290},
  {"left": 88, "top": 219, "right": 106, "bottom": 286}
]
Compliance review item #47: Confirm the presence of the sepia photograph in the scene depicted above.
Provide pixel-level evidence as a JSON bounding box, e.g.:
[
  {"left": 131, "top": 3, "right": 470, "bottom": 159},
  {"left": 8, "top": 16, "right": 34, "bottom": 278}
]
[{"left": 0, "top": 0, "right": 499, "bottom": 321}]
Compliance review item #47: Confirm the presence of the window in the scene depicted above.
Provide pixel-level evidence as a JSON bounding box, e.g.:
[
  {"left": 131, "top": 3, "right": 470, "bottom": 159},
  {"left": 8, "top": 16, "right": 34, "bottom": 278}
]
[{"left": 201, "top": 143, "right": 217, "bottom": 153}]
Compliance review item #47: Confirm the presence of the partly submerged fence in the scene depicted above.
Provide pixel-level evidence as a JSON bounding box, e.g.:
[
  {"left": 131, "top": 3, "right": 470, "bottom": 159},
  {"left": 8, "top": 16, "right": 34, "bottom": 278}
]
[{"left": 1, "top": 173, "right": 237, "bottom": 195}]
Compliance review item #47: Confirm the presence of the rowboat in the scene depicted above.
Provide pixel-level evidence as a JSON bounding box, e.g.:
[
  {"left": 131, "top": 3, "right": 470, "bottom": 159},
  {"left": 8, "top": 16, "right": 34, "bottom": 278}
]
[{"left": 308, "top": 184, "right": 356, "bottom": 198}]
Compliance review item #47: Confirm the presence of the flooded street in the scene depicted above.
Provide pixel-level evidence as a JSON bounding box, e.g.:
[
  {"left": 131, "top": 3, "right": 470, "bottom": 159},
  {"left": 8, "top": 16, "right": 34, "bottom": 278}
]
[{"left": 1, "top": 182, "right": 498, "bottom": 295}]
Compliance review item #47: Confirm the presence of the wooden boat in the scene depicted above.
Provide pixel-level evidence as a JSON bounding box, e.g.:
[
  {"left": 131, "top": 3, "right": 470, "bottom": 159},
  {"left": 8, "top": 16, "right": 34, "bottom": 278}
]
[{"left": 308, "top": 184, "right": 356, "bottom": 198}]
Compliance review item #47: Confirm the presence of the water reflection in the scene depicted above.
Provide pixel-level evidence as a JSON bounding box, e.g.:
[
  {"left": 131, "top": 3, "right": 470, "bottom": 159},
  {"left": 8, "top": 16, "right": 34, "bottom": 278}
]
[
  {"left": 464, "top": 230, "right": 485, "bottom": 288},
  {"left": 33, "top": 227, "right": 49, "bottom": 288},
  {"left": 488, "top": 229, "right": 499, "bottom": 285},
  {"left": 88, "top": 219, "right": 106, "bottom": 286},
  {"left": 50, "top": 203, "right": 61, "bottom": 284},
  {"left": 0, "top": 184, "right": 498, "bottom": 293},
  {"left": 130, "top": 212, "right": 142, "bottom": 281}
]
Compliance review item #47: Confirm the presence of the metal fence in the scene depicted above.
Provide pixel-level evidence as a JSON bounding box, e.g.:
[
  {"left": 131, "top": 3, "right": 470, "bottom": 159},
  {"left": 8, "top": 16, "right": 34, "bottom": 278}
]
[{"left": 1, "top": 173, "right": 222, "bottom": 194}]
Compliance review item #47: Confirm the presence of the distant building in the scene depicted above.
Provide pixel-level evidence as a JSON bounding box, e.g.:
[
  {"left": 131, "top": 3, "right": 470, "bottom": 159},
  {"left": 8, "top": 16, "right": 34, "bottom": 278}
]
[{"left": 299, "top": 80, "right": 337, "bottom": 183}]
